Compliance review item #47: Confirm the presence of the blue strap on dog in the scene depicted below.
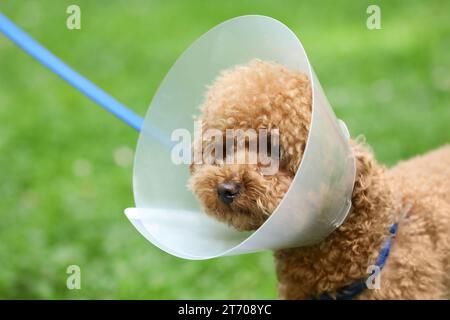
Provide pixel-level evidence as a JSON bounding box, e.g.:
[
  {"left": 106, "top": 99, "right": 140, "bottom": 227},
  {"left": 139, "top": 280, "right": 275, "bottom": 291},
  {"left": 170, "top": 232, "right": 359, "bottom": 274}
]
[{"left": 314, "top": 223, "right": 398, "bottom": 300}]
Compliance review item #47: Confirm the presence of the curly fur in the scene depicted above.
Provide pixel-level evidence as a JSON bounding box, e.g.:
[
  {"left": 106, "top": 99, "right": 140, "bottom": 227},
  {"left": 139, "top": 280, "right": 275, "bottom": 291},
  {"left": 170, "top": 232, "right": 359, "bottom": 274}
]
[
  {"left": 189, "top": 60, "right": 450, "bottom": 299},
  {"left": 189, "top": 60, "right": 311, "bottom": 231}
]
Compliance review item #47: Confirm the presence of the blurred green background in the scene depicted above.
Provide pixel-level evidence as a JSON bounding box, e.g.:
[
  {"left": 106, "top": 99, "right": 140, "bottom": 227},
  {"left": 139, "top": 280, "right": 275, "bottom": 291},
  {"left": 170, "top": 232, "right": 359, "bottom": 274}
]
[{"left": 0, "top": 0, "right": 448, "bottom": 299}]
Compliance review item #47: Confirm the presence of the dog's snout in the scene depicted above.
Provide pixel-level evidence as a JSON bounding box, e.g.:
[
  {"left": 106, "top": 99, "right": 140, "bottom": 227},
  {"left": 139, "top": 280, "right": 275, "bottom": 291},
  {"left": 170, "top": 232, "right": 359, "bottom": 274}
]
[{"left": 217, "top": 182, "right": 241, "bottom": 205}]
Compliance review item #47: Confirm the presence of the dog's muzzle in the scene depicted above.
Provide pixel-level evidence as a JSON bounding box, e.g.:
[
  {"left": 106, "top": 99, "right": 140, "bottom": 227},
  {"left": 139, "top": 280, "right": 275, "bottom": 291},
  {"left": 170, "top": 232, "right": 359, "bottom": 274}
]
[{"left": 217, "top": 181, "right": 241, "bottom": 204}]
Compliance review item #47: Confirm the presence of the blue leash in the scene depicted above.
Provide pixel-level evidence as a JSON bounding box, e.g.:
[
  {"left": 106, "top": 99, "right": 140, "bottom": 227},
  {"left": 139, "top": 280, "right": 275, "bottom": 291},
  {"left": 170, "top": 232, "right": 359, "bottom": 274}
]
[
  {"left": 315, "top": 223, "right": 398, "bottom": 300},
  {"left": 0, "top": 12, "right": 143, "bottom": 131}
]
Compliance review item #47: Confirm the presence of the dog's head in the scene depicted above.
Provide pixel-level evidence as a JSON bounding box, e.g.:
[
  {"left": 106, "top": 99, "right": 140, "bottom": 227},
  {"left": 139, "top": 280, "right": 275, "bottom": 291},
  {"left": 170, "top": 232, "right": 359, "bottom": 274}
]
[{"left": 188, "top": 60, "right": 312, "bottom": 231}]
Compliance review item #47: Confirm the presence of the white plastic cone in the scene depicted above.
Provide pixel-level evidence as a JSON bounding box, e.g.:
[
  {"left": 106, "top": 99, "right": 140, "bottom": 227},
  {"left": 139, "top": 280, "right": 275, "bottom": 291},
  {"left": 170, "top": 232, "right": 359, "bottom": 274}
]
[{"left": 125, "top": 15, "right": 356, "bottom": 259}]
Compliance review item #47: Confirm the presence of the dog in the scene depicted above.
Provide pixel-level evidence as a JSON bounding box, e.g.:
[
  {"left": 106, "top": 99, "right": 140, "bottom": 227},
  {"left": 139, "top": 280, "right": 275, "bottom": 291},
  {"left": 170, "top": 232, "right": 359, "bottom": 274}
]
[{"left": 188, "top": 59, "right": 450, "bottom": 299}]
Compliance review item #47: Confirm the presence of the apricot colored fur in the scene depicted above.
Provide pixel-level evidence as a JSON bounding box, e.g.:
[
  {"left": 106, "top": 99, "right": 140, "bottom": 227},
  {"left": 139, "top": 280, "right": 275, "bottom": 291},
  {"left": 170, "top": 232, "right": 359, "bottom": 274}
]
[{"left": 189, "top": 60, "right": 450, "bottom": 299}]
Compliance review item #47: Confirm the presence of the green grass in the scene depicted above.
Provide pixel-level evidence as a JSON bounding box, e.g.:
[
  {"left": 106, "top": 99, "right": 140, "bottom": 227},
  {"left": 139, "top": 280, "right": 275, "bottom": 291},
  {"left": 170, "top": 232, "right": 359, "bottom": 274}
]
[{"left": 0, "top": 0, "right": 448, "bottom": 299}]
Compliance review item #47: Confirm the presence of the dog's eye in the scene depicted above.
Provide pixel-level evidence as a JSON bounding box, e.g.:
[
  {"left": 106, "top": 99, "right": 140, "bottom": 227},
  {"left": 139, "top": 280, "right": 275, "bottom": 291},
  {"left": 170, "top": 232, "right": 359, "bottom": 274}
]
[
  {"left": 266, "top": 134, "right": 282, "bottom": 161},
  {"left": 265, "top": 134, "right": 280, "bottom": 157},
  {"left": 266, "top": 135, "right": 272, "bottom": 156},
  {"left": 222, "top": 139, "right": 228, "bottom": 159}
]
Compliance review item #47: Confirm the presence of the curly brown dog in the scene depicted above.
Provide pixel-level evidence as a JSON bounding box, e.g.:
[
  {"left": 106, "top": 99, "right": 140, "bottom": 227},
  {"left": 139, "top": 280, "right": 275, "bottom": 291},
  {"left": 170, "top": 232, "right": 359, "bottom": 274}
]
[{"left": 188, "top": 60, "right": 450, "bottom": 299}]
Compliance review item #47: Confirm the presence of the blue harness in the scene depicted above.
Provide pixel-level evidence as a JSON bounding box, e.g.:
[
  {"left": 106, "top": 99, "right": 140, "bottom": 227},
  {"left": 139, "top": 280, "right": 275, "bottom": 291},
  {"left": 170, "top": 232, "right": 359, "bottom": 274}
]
[{"left": 314, "top": 223, "right": 398, "bottom": 300}]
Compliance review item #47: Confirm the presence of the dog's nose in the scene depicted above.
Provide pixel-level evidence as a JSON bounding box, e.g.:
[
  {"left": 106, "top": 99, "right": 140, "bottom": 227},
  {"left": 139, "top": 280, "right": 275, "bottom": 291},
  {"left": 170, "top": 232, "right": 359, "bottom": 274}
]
[{"left": 217, "top": 182, "right": 241, "bottom": 205}]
